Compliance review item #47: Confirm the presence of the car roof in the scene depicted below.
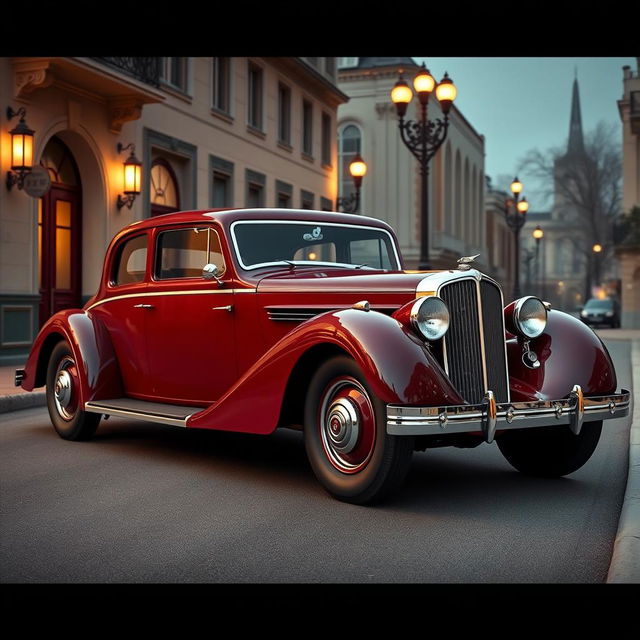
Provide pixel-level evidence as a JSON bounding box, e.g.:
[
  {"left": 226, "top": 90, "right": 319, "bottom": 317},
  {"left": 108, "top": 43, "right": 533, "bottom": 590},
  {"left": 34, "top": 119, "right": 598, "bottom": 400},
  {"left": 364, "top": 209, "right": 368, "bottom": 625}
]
[{"left": 123, "top": 208, "right": 395, "bottom": 233}]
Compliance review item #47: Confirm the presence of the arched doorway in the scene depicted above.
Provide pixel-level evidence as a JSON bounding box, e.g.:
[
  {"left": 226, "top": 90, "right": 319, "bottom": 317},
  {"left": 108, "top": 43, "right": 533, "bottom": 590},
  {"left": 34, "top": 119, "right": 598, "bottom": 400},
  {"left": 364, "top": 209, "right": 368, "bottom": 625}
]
[
  {"left": 38, "top": 136, "right": 82, "bottom": 327},
  {"left": 150, "top": 157, "right": 180, "bottom": 216}
]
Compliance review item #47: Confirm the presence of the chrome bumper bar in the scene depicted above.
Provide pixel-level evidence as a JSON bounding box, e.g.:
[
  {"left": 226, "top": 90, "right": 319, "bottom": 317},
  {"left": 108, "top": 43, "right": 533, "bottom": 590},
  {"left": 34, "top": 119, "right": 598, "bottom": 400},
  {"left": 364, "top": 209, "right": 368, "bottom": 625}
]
[{"left": 387, "top": 386, "right": 630, "bottom": 443}]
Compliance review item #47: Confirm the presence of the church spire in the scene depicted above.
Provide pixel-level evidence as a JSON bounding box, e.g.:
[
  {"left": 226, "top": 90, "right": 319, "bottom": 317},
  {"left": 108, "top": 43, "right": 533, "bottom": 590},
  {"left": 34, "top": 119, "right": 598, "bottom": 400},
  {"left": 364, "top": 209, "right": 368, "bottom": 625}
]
[{"left": 567, "top": 74, "right": 585, "bottom": 156}]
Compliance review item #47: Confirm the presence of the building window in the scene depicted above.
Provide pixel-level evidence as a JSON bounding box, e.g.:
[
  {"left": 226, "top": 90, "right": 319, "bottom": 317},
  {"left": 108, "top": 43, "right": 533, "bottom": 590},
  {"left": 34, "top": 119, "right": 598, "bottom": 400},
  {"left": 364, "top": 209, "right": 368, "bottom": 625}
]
[
  {"left": 210, "top": 156, "right": 234, "bottom": 208},
  {"left": 248, "top": 62, "right": 263, "bottom": 131},
  {"left": 278, "top": 83, "right": 291, "bottom": 146},
  {"left": 321, "top": 112, "right": 332, "bottom": 166},
  {"left": 338, "top": 57, "right": 359, "bottom": 69},
  {"left": 302, "top": 100, "right": 313, "bottom": 157},
  {"left": 276, "top": 180, "right": 292, "bottom": 208},
  {"left": 301, "top": 190, "right": 314, "bottom": 210},
  {"left": 338, "top": 123, "right": 362, "bottom": 203},
  {"left": 246, "top": 169, "right": 265, "bottom": 208},
  {"left": 160, "top": 57, "right": 188, "bottom": 92},
  {"left": 150, "top": 157, "right": 180, "bottom": 217},
  {"left": 325, "top": 57, "right": 336, "bottom": 79},
  {"left": 320, "top": 196, "right": 333, "bottom": 211},
  {"left": 212, "top": 57, "right": 231, "bottom": 114}
]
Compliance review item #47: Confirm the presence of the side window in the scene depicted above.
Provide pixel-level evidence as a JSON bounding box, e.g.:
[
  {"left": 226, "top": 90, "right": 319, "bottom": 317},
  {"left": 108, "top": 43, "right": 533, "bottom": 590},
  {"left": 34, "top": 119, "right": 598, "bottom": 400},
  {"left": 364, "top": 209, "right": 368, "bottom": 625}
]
[
  {"left": 113, "top": 234, "right": 148, "bottom": 285},
  {"left": 155, "top": 227, "right": 226, "bottom": 280}
]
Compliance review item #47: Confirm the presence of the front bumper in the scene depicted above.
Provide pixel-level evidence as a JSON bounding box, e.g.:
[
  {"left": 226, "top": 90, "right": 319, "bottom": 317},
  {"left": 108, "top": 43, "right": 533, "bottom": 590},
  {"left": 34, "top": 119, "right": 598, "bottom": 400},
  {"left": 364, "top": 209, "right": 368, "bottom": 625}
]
[{"left": 386, "top": 385, "right": 630, "bottom": 443}]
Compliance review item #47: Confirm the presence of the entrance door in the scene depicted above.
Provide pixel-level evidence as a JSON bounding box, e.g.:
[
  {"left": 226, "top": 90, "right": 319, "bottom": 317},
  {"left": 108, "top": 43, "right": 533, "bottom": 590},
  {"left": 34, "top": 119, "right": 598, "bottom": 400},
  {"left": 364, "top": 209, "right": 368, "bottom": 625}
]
[{"left": 38, "top": 136, "right": 82, "bottom": 327}]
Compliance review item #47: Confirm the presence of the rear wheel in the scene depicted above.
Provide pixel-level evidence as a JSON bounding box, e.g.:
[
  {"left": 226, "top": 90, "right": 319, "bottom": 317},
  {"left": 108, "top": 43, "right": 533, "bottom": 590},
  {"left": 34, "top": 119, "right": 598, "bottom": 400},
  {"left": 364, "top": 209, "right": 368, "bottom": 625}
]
[
  {"left": 46, "top": 341, "right": 101, "bottom": 441},
  {"left": 496, "top": 420, "right": 602, "bottom": 478},
  {"left": 304, "top": 356, "right": 413, "bottom": 504}
]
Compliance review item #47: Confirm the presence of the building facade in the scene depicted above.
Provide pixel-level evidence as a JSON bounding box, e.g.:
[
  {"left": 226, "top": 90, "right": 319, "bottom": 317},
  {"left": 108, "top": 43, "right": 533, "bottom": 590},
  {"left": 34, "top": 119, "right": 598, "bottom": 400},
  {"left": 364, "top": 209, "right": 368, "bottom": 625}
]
[
  {"left": 616, "top": 58, "right": 640, "bottom": 328},
  {"left": 337, "top": 57, "right": 487, "bottom": 273},
  {"left": 0, "top": 57, "right": 347, "bottom": 364}
]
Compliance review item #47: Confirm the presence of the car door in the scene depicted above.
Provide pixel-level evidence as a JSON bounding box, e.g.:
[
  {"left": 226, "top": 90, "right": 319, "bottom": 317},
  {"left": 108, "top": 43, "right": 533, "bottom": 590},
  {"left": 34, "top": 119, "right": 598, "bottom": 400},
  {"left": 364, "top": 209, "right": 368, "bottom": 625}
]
[
  {"left": 89, "top": 231, "right": 151, "bottom": 397},
  {"left": 144, "top": 224, "right": 237, "bottom": 405}
]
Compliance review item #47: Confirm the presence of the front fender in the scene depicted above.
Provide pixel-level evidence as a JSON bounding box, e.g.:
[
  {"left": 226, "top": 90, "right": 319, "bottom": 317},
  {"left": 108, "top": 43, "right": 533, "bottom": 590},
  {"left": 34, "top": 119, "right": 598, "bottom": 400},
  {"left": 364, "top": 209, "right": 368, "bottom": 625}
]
[
  {"left": 187, "top": 308, "right": 464, "bottom": 434},
  {"left": 507, "top": 309, "right": 617, "bottom": 401},
  {"left": 21, "top": 309, "right": 123, "bottom": 404}
]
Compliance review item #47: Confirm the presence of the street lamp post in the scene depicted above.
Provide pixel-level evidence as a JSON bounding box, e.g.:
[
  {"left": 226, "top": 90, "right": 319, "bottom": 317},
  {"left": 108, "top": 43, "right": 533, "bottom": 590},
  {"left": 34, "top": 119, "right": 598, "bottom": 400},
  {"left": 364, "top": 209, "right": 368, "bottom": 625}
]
[
  {"left": 533, "top": 225, "right": 544, "bottom": 299},
  {"left": 391, "top": 63, "right": 457, "bottom": 269},
  {"left": 504, "top": 176, "right": 529, "bottom": 300},
  {"left": 336, "top": 153, "right": 367, "bottom": 214},
  {"left": 592, "top": 242, "right": 603, "bottom": 295}
]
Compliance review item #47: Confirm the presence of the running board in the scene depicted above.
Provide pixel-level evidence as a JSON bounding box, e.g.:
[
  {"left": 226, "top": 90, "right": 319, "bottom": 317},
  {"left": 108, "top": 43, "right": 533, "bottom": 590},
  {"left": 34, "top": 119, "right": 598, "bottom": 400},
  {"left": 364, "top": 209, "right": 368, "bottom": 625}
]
[{"left": 84, "top": 398, "right": 207, "bottom": 427}]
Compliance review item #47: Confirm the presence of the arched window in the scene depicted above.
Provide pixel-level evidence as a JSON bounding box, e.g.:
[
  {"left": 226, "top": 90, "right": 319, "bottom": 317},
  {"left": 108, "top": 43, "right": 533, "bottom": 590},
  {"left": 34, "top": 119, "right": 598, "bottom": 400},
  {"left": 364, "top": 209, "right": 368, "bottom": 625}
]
[
  {"left": 150, "top": 157, "right": 180, "bottom": 217},
  {"left": 338, "top": 123, "right": 362, "bottom": 205},
  {"left": 444, "top": 143, "right": 452, "bottom": 234},
  {"left": 454, "top": 150, "right": 461, "bottom": 238}
]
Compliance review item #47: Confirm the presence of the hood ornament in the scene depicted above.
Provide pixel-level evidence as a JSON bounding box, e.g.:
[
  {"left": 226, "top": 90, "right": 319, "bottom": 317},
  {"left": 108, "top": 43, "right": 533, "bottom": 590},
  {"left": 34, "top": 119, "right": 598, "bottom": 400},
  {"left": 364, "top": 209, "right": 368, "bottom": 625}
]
[{"left": 457, "top": 254, "right": 480, "bottom": 271}]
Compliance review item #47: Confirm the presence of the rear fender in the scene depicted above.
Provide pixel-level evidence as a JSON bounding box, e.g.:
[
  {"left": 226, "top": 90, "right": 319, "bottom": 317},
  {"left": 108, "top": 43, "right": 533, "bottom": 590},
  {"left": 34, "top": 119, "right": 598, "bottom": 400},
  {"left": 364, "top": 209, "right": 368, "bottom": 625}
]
[
  {"left": 21, "top": 310, "right": 123, "bottom": 404},
  {"left": 187, "top": 308, "right": 464, "bottom": 434},
  {"left": 506, "top": 309, "right": 617, "bottom": 401}
]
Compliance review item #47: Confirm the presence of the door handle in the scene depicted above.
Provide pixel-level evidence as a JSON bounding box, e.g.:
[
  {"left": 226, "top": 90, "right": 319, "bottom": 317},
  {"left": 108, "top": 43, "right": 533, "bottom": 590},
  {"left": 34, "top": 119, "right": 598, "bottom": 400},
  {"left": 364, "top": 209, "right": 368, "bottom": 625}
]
[
  {"left": 133, "top": 304, "right": 154, "bottom": 309},
  {"left": 211, "top": 305, "right": 233, "bottom": 312}
]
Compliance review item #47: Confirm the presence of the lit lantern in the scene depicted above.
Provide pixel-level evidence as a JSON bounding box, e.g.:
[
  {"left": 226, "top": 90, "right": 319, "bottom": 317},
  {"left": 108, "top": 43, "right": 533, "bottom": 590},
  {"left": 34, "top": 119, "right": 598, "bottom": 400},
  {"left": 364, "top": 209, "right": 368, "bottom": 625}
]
[
  {"left": 434, "top": 72, "right": 457, "bottom": 114},
  {"left": 517, "top": 197, "right": 529, "bottom": 214},
  {"left": 6, "top": 106, "right": 35, "bottom": 190},
  {"left": 117, "top": 143, "right": 142, "bottom": 209},
  {"left": 510, "top": 176, "right": 523, "bottom": 195},
  {"left": 349, "top": 153, "right": 367, "bottom": 189},
  {"left": 391, "top": 76, "right": 413, "bottom": 117},
  {"left": 413, "top": 64, "right": 436, "bottom": 104}
]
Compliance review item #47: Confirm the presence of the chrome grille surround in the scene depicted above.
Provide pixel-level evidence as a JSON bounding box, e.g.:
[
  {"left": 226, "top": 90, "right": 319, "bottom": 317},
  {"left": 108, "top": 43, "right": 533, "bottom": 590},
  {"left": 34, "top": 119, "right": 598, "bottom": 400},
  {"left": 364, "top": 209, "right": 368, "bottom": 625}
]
[{"left": 416, "top": 270, "right": 510, "bottom": 404}]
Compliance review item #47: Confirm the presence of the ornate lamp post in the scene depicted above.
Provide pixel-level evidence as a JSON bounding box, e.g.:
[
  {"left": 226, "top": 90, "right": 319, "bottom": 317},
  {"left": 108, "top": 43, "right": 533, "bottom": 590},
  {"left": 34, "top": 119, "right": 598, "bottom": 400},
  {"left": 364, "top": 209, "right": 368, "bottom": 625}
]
[
  {"left": 504, "top": 176, "right": 529, "bottom": 300},
  {"left": 336, "top": 153, "right": 367, "bottom": 213},
  {"left": 533, "top": 225, "right": 544, "bottom": 298},
  {"left": 391, "top": 63, "right": 457, "bottom": 269}
]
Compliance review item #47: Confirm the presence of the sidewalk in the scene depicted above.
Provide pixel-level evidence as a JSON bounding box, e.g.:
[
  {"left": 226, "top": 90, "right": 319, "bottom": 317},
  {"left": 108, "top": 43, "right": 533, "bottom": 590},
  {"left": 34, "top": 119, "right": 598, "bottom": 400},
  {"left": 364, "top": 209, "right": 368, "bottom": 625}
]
[{"left": 1, "top": 329, "right": 638, "bottom": 582}]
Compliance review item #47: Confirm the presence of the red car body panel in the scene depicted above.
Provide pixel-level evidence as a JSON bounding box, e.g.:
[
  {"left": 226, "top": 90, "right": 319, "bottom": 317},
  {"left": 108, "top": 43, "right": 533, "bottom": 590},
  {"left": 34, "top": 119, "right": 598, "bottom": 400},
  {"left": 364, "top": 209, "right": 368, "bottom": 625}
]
[{"left": 20, "top": 208, "right": 620, "bottom": 438}]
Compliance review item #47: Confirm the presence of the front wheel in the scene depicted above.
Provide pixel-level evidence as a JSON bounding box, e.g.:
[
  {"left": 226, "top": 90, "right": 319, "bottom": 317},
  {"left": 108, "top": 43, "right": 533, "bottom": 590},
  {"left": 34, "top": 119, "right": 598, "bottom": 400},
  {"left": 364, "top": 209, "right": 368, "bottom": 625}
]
[
  {"left": 496, "top": 420, "right": 602, "bottom": 478},
  {"left": 46, "top": 341, "right": 101, "bottom": 441},
  {"left": 304, "top": 356, "right": 414, "bottom": 504}
]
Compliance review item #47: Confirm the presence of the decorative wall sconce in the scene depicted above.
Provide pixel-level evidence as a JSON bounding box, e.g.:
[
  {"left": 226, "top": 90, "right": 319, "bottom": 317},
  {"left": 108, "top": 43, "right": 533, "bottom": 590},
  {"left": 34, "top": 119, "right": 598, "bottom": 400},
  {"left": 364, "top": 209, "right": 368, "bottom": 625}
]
[
  {"left": 6, "top": 106, "right": 35, "bottom": 190},
  {"left": 117, "top": 142, "right": 142, "bottom": 209}
]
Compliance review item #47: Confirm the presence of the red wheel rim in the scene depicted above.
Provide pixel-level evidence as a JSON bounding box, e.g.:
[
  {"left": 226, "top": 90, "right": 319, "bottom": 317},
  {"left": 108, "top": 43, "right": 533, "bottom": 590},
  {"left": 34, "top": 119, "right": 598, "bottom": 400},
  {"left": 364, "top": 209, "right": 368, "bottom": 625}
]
[{"left": 318, "top": 376, "right": 376, "bottom": 474}]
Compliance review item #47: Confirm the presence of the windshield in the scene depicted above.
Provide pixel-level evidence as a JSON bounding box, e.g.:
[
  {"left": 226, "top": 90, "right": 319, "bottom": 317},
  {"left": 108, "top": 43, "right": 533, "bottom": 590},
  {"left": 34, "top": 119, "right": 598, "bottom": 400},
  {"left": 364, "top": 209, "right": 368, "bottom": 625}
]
[
  {"left": 584, "top": 298, "right": 613, "bottom": 310},
  {"left": 231, "top": 221, "right": 400, "bottom": 271}
]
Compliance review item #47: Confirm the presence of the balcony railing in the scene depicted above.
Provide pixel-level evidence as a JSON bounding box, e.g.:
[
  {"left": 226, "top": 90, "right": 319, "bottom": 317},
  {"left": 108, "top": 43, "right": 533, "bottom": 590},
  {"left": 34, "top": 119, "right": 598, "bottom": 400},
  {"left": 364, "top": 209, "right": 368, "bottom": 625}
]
[{"left": 91, "top": 57, "right": 161, "bottom": 87}]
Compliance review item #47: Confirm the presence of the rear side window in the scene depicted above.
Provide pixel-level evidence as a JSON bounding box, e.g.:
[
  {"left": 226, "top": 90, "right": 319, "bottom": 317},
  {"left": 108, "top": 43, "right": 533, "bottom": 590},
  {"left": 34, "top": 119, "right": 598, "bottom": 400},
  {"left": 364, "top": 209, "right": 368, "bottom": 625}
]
[
  {"left": 155, "top": 227, "right": 226, "bottom": 280},
  {"left": 112, "top": 234, "right": 148, "bottom": 285}
]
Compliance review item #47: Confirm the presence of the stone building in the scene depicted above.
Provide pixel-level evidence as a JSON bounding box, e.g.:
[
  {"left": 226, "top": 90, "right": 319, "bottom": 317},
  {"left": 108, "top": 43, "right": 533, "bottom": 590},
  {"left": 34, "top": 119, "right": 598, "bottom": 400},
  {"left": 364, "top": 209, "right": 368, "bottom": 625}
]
[
  {"left": 0, "top": 57, "right": 347, "bottom": 365},
  {"left": 615, "top": 58, "right": 640, "bottom": 328},
  {"left": 336, "top": 57, "right": 488, "bottom": 273}
]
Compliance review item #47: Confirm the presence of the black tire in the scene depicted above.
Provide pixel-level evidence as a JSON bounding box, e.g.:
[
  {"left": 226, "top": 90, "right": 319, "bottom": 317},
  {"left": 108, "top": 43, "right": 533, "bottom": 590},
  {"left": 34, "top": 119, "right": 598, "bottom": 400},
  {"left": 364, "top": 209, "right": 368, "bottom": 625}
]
[
  {"left": 46, "top": 341, "right": 101, "bottom": 441},
  {"left": 304, "top": 356, "right": 414, "bottom": 504},
  {"left": 496, "top": 420, "right": 602, "bottom": 478}
]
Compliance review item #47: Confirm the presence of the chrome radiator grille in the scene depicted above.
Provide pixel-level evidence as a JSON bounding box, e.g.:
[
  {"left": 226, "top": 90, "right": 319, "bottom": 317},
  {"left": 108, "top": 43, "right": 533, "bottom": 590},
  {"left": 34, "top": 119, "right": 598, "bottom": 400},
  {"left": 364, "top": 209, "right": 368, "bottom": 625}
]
[{"left": 438, "top": 277, "right": 509, "bottom": 404}]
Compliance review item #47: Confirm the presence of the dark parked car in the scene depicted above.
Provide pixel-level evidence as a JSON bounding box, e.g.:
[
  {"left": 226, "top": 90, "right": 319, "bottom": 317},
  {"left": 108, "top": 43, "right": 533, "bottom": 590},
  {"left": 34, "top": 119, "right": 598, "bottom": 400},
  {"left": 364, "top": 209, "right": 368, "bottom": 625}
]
[{"left": 580, "top": 298, "right": 621, "bottom": 328}]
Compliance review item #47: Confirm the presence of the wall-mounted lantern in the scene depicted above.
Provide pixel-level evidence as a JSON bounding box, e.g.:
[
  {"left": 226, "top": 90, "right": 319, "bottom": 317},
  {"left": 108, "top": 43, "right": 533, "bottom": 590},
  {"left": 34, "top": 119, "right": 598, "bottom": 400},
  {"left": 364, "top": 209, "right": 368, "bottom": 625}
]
[
  {"left": 117, "top": 142, "right": 142, "bottom": 209},
  {"left": 6, "top": 106, "right": 35, "bottom": 191}
]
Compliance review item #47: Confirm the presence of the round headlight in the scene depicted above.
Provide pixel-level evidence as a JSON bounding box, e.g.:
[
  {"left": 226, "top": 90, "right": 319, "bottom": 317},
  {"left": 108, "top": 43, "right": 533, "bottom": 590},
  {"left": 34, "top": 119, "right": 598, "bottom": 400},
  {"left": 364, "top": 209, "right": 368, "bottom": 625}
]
[
  {"left": 410, "top": 296, "right": 450, "bottom": 341},
  {"left": 514, "top": 296, "right": 547, "bottom": 338}
]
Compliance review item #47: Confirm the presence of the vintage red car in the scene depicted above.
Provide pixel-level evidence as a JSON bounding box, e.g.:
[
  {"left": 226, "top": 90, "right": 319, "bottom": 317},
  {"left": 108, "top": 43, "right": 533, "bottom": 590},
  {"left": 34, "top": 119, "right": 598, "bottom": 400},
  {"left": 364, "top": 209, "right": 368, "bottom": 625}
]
[{"left": 16, "top": 208, "right": 630, "bottom": 504}]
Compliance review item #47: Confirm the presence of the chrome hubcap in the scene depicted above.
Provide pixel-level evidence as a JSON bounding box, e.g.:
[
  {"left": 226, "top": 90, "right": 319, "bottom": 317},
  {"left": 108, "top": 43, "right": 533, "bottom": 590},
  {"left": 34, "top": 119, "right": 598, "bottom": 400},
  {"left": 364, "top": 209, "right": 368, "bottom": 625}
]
[
  {"left": 326, "top": 397, "right": 359, "bottom": 454},
  {"left": 53, "top": 358, "right": 76, "bottom": 421}
]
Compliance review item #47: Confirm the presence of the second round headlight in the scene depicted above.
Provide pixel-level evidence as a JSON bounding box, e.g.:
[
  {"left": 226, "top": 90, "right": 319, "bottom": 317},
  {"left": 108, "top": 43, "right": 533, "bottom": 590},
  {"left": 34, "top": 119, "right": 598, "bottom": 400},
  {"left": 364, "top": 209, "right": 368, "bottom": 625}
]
[
  {"left": 514, "top": 296, "right": 547, "bottom": 338},
  {"left": 410, "top": 296, "right": 450, "bottom": 341}
]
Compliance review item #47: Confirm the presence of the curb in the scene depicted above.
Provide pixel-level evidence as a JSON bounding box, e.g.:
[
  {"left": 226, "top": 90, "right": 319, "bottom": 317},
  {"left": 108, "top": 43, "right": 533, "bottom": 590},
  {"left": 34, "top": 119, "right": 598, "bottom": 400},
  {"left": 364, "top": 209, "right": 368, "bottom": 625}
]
[
  {"left": 606, "top": 338, "right": 640, "bottom": 583},
  {"left": 0, "top": 392, "right": 46, "bottom": 414}
]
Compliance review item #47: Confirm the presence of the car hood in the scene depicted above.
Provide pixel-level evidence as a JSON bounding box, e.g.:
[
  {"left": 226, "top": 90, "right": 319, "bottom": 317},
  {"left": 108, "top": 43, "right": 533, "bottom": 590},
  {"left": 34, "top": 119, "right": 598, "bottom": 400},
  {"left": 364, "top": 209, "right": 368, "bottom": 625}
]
[{"left": 255, "top": 269, "right": 430, "bottom": 297}]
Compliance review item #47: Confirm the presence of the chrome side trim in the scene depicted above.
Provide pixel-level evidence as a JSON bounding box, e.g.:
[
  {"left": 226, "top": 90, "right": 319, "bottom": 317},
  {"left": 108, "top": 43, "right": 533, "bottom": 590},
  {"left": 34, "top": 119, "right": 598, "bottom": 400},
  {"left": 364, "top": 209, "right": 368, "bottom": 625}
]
[
  {"left": 386, "top": 388, "right": 630, "bottom": 442},
  {"left": 86, "top": 288, "right": 255, "bottom": 311}
]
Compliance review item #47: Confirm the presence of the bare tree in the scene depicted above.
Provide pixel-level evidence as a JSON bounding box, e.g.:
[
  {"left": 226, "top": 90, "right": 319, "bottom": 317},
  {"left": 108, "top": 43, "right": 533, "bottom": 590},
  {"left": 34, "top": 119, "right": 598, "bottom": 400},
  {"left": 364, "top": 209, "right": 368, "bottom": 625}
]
[{"left": 519, "top": 121, "right": 622, "bottom": 300}]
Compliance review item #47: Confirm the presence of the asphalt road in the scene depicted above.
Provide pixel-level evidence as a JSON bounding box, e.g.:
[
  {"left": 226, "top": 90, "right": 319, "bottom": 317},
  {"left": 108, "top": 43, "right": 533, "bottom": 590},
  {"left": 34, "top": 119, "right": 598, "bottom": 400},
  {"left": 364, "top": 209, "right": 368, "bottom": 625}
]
[{"left": 0, "top": 340, "right": 632, "bottom": 584}]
